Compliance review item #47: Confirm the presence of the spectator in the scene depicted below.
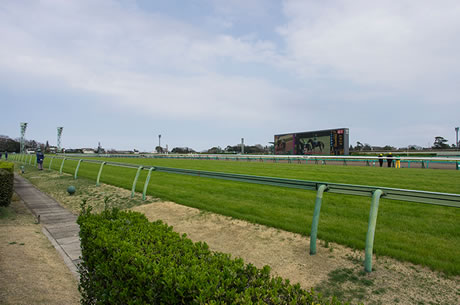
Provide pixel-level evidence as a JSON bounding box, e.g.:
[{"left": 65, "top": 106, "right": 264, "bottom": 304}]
[
  {"left": 386, "top": 152, "right": 393, "bottom": 168},
  {"left": 36, "top": 148, "right": 45, "bottom": 170},
  {"left": 378, "top": 154, "right": 384, "bottom": 167}
]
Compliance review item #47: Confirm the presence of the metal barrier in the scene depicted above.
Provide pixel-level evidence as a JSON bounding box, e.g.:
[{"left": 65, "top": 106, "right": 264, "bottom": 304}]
[
  {"left": 13, "top": 155, "right": 460, "bottom": 273},
  {"left": 55, "top": 152, "right": 460, "bottom": 170}
]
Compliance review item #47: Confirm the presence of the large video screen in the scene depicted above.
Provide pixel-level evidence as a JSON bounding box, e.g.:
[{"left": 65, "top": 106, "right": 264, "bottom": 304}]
[{"left": 274, "top": 128, "right": 349, "bottom": 155}]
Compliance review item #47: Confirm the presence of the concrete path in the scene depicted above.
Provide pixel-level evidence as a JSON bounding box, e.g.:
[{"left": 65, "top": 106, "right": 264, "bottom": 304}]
[{"left": 13, "top": 174, "right": 81, "bottom": 279}]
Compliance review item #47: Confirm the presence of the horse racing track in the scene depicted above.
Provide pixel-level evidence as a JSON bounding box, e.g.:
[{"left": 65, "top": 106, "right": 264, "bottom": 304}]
[{"left": 31, "top": 155, "right": 459, "bottom": 278}]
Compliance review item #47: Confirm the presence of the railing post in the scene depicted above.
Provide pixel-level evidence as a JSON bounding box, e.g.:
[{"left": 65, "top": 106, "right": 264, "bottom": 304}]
[
  {"left": 96, "top": 162, "right": 106, "bottom": 186},
  {"left": 310, "top": 184, "right": 328, "bottom": 255},
  {"left": 59, "top": 158, "right": 67, "bottom": 174},
  {"left": 131, "top": 166, "right": 143, "bottom": 198},
  {"left": 365, "top": 189, "right": 384, "bottom": 273},
  {"left": 343, "top": 159, "right": 347, "bottom": 166},
  {"left": 457, "top": 161, "right": 459, "bottom": 170},
  {"left": 29, "top": 155, "right": 32, "bottom": 165},
  {"left": 49, "top": 156, "right": 55, "bottom": 170},
  {"left": 142, "top": 167, "right": 155, "bottom": 200},
  {"left": 74, "top": 159, "right": 83, "bottom": 179}
]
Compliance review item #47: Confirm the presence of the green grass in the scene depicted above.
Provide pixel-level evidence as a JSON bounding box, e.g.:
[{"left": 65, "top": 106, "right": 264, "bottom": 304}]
[
  {"left": 33, "top": 157, "right": 460, "bottom": 275},
  {"left": 315, "top": 267, "right": 373, "bottom": 302}
]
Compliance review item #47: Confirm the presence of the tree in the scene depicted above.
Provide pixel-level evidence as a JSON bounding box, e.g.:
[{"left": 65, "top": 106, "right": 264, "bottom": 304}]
[
  {"left": 207, "top": 147, "right": 223, "bottom": 154},
  {"left": 383, "top": 145, "right": 395, "bottom": 151},
  {"left": 0, "top": 136, "right": 20, "bottom": 152},
  {"left": 362, "top": 143, "right": 372, "bottom": 151},
  {"left": 432, "top": 136, "right": 449, "bottom": 149},
  {"left": 172, "top": 147, "right": 195, "bottom": 154}
]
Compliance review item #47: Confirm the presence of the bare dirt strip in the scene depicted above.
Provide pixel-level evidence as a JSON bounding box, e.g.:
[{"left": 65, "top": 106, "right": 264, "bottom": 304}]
[
  {"left": 0, "top": 195, "right": 80, "bottom": 305},
  {"left": 132, "top": 202, "right": 459, "bottom": 305}
]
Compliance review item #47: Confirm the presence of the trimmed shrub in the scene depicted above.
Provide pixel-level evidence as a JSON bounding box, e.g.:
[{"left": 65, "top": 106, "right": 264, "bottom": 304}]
[
  {"left": 78, "top": 207, "right": 345, "bottom": 305},
  {"left": 0, "top": 162, "right": 14, "bottom": 207}
]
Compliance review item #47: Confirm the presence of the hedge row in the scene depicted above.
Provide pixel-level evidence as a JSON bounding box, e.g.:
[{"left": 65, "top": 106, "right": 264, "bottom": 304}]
[
  {"left": 0, "top": 162, "right": 14, "bottom": 207},
  {"left": 78, "top": 207, "right": 345, "bottom": 305}
]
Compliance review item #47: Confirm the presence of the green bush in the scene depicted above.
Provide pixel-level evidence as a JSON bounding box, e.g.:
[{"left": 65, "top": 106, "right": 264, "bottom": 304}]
[
  {"left": 0, "top": 162, "right": 14, "bottom": 207},
  {"left": 78, "top": 206, "right": 345, "bottom": 305}
]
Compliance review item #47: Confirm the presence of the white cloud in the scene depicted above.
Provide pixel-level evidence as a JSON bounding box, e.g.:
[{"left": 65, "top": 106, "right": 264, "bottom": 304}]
[
  {"left": 1, "top": 0, "right": 459, "bottom": 148},
  {"left": 0, "top": 0, "right": 286, "bottom": 122},
  {"left": 279, "top": 0, "right": 460, "bottom": 104}
]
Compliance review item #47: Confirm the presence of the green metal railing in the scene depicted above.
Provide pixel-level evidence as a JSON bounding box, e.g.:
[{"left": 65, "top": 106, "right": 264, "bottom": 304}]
[
  {"left": 56, "top": 152, "right": 460, "bottom": 170},
  {"left": 12, "top": 154, "right": 460, "bottom": 273}
]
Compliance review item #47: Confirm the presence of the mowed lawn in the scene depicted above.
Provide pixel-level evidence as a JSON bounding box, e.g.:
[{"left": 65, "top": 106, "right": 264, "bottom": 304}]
[{"left": 44, "top": 157, "right": 460, "bottom": 275}]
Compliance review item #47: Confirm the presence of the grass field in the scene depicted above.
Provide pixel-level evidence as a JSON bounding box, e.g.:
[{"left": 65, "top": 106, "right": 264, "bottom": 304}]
[{"left": 38, "top": 156, "right": 460, "bottom": 276}]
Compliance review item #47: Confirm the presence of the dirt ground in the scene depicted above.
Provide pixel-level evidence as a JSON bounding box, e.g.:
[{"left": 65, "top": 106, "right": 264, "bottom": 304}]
[
  {"left": 0, "top": 194, "right": 80, "bottom": 305},
  {"left": 19, "top": 169, "right": 460, "bottom": 305},
  {"left": 132, "top": 202, "right": 460, "bottom": 305}
]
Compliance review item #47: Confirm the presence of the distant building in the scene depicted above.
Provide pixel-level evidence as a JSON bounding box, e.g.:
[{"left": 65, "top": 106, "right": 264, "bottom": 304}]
[{"left": 82, "top": 148, "right": 95, "bottom": 154}]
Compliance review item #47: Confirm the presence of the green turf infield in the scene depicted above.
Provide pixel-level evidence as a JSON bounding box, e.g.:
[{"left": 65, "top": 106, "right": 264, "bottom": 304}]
[{"left": 45, "top": 156, "right": 460, "bottom": 275}]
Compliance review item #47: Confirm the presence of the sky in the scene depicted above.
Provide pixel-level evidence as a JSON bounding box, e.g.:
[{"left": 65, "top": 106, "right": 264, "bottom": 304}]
[{"left": 1, "top": 0, "right": 459, "bottom": 152}]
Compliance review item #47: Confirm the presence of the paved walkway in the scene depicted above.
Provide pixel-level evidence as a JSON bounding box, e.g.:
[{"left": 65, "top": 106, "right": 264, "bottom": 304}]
[{"left": 13, "top": 174, "right": 81, "bottom": 279}]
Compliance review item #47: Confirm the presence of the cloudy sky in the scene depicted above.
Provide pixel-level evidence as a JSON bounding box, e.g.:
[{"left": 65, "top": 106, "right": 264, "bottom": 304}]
[{"left": 1, "top": 0, "right": 459, "bottom": 152}]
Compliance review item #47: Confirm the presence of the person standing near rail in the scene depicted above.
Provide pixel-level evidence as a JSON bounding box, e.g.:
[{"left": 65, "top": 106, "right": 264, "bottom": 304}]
[
  {"left": 395, "top": 155, "right": 401, "bottom": 168},
  {"left": 36, "top": 148, "right": 45, "bottom": 170},
  {"left": 378, "top": 154, "right": 384, "bottom": 167},
  {"left": 386, "top": 152, "right": 393, "bottom": 167}
]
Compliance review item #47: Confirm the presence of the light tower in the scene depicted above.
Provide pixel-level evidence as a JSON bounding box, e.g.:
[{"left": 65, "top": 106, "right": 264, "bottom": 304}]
[
  {"left": 455, "top": 127, "right": 459, "bottom": 149},
  {"left": 20, "top": 122, "right": 28, "bottom": 153},
  {"left": 57, "top": 127, "right": 63, "bottom": 153},
  {"left": 158, "top": 134, "right": 161, "bottom": 149}
]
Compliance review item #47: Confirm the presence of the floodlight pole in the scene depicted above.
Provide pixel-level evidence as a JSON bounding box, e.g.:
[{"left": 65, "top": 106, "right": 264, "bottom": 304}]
[
  {"left": 455, "top": 127, "right": 459, "bottom": 149},
  {"left": 57, "top": 127, "right": 63, "bottom": 153},
  {"left": 20, "top": 122, "right": 28, "bottom": 154},
  {"left": 158, "top": 134, "right": 161, "bottom": 150}
]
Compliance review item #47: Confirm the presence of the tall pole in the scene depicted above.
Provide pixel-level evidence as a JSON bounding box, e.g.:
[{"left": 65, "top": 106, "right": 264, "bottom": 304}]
[
  {"left": 241, "top": 138, "right": 244, "bottom": 154},
  {"left": 20, "top": 122, "right": 28, "bottom": 154},
  {"left": 455, "top": 127, "right": 459, "bottom": 149},
  {"left": 158, "top": 134, "right": 161, "bottom": 149},
  {"left": 57, "top": 127, "right": 63, "bottom": 153}
]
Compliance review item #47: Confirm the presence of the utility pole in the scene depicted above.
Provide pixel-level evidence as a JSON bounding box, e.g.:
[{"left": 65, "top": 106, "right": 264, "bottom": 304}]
[{"left": 158, "top": 134, "right": 161, "bottom": 151}]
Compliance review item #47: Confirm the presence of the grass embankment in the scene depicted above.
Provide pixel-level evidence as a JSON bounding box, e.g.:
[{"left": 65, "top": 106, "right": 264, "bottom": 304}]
[{"left": 33, "top": 157, "right": 460, "bottom": 276}]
